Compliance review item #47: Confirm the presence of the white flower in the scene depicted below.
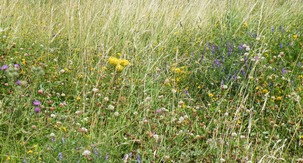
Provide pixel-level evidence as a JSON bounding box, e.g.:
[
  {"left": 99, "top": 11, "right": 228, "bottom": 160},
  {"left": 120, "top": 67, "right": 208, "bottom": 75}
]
[
  {"left": 114, "top": 111, "right": 120, "bottom": 117},
  {"left": 82, "top": 150, "right": 91, "bottom": 156},
  {"left": 107, "top": 104, "right": 115, "bottom": 111},
  {"left": 79, "top": 127, "right": 88, "bottom": 133},
  {"left": 92, "top": 88, "right": 99, "bottom": 93},
  {"left": 50, "top": 133, "right": 55, "bottom": 137},
  {"left": 104, "top": 97, "right": 109, "bottom": 101}
]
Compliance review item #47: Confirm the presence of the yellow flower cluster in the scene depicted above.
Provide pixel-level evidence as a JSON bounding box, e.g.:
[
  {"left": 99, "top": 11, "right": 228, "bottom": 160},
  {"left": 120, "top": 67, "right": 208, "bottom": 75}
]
[
  {"left": 171, "top": 66, "right": 187, "bottom": 74},
  {"left": 108, "top": 57, "right": 130, "bottom": 72}
]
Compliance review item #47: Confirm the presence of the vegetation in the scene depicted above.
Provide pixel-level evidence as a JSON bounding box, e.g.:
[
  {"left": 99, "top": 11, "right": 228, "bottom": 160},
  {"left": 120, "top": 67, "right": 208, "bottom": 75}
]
[{"left": 1, "top": 0, "right": 303, "bottom": 162}]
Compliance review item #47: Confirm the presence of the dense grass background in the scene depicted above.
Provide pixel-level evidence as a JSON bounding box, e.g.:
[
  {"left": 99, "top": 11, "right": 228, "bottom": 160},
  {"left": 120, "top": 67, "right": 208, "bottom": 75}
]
[{"left": 1, "top": 0, "right": 303, "bottom": 162}]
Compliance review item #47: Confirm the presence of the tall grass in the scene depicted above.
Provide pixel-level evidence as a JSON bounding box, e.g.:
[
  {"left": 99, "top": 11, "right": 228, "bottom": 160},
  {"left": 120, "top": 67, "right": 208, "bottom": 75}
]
[{"left": 1, "top": 0, "right": 303, "bottom": 162}]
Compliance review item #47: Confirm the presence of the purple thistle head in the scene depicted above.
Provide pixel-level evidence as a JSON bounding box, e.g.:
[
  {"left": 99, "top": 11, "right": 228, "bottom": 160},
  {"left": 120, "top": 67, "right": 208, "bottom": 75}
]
[
  {"left": 105, "top": 154, "right": 109, "bottom": 160},
  {"left": 279, "top": 43, "right": 283, "bottom": 48},
  {"left": 16, "top": 80, "right": 21, "bottom": 85},
  {"left": 14, "top": 64, "right": 20, "bottom": 69},
  {"left": 1, "top": 65, "right": 8, "bottom": 71},
  {"left": 34, "top": 107, "right": 41, "bottom": 113},
  {"left": 33, "top": 100, "right": 41, "bottom": 106}
]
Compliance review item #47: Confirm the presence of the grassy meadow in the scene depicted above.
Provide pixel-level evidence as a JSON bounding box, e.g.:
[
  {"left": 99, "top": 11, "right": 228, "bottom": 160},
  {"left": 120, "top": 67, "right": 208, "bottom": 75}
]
[{"left": 1, "top": 0, "right": 303, "bottom": 162}]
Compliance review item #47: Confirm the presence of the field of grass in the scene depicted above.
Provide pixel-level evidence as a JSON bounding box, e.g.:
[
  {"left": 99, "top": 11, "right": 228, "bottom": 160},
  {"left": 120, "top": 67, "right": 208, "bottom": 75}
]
[{"left": 1, "top": 0, "right": 303, "bottom": 162}]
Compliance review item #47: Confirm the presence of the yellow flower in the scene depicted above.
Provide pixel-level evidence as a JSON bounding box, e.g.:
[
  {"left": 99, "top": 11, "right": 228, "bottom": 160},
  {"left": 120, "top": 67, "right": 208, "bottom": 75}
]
[
  {"left": 109, "top": 57, "right": 120, "bottom": 65},
  {"left": 27, "top": 150, "right": 33, "bottom": 154},
  {"left": 120, "top": 59, "right": 130, "bottom": 66},
  {"left": 115, "top": 64, "right": 124, "bottom": 72},
  {"left": 208, "top": 93, "right": 214, "bottom": 98},
  {"left": 262, "top": 89, "right": 269, "bottom": 94},
  {"left": 293, "top": 34, "right": 298, "bottom": 39},
  {"left": 276, "top": 96, "right": 282, "bottom": 101},
  {"left": 22, "top": 58, "right": 26, "bottom": 65},
  {"left": 6, "top": 155, "right": 10, "bottom": 161},
  {"left": 172, "top": 68, "right": 181, "bottom": 74},
  {"left": 243, "top": 22, "right": 248, "bottom": 28}
]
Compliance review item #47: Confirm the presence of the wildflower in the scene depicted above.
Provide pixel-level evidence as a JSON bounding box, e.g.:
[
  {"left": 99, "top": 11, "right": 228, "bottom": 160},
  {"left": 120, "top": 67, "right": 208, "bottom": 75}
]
[
  {"left": 153, "top": 134, "right": 160, "bottom": 142},
  {"left": 27, "top": 150, "right": 33, "bottom": 154},
  {"left": 282, "top": 68, "right": 286, "bottom": 74},
  {"left": 16, "top": 80, "right": 22, "bottom": 85},
  {"left": 107, "top": 104, "right": 115, "bottom": 111},
  {"left": 1, "top": 65, "right": 8, "bottom": 70},
  {"left": 79, "top": 127, "right": 88, "bottom": 133},
  {"left": 262, "top": 89, "right": 269, "bottom": 94},
  {"left": 136, "top": 154, "right": 141, "bottom": 163},
  {"left": 37, "top": 89, "right": 44, "bottom": 94},
  {"left": 221, "top": 85, "right": 228, "bottom": 89},
  {"left": 243, "top": 22, "right": 248, "bottom": 28},
  {"left": 92, "top": 88, "right": 99, "bottom": 93},
  {"left": 156, "top": 109, "right": 162, "bottom": 114},
  {"left": 109, "top": 57, "right": 120, "bottom": 65},
  {"left": 276, "top": 96, "right": 282, "bottom": 101},
  {"left": 293, "top": 34, "right": 298, "bottom": 39},
  {"left": 115, "top": 64, "right": 124, "bottom": 72},
  {"left": 33, "top": 100, "right": 41, "bottom": 106},
  {"left": 114, "top": 111, "right": 120, "bottom": 117},
  {"left": 58, "top": 153, "right": 63, "bottom": 160},
  {"left": 14, "top": 64, "right": 20, "bottom": 69},
  {"left": 171, "top": 89, "right": 177, "bottom": 94},
  {"left": 82, "top": 150, "right": 91, "bottom": 157},
  {"left": 120, "top": 59, "right": 130, "bottom": 66},
  {"left": 208, "top": 93, "right": 214, "bottom": 98},
  {"left": 34, "top": 107, "right": 41, "bottom": 113}
]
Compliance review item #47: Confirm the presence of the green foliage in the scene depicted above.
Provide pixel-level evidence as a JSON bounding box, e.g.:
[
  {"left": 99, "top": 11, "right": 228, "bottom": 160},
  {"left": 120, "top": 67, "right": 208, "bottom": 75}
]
[{"left": 1, "top": 0, "right": 303, "bottom": 162}]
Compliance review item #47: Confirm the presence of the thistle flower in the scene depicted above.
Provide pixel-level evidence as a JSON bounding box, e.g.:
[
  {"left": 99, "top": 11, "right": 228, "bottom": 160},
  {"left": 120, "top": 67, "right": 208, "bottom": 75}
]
[
  {"left": 1, "top": 65, "right": 8, "bottom": 70},
  {"left": 34, "top": 107, "right": 41, "bottom": 113},
  {"left": 33, "top": 100, "right": 41, "bottom": 106}
]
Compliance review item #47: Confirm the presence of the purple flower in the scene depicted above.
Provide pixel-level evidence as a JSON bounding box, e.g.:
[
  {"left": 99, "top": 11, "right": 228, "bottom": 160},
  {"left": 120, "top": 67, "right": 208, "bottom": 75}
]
[
  {"left": 34, "top": 107, "right": 41, "bottom": 113},
  {"left": 211, "top": 45, "right": 216, "bottom": 54},
  {"left": 279, "top": 43, "right": 283, "bottom": 48},
  {"left": 136, "top": 154, "right": 141, "bottom": 163},
  {"left": 14, "top": 64, "right": 20, "bottom": 69},
  {"left": 33, "top": 100, "right": 41, "bottom": 106},
  {"left": 214, "top": 59, "right": 221, "bottom": 67},
  {"left": 58, "top": 152, "right": 63, "bottom": 160},
  {"left": 238, "top": 44, "right": 243, "bottom": 50},
  {"left": 16, "top": 80, "right": 21, "bottom": 85},
  {"left": 282, "top": 68, "right": 286, "bottom": 74},
  {"left": 105, "top": 154, "right": 109, "bottom": 160},
  {"left": 1, "top": 65, "right": 8, "bottom": 70},
  {"left": 156, "top": 109, "right": 162, "bottom": 114},
  {"left": 271, "top": 26, "right": 275, "bottom": 32}
]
